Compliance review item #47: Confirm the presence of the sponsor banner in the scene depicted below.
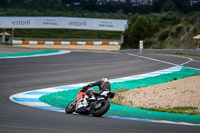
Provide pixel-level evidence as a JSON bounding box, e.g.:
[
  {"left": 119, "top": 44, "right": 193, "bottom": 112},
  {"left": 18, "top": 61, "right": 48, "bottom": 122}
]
[{"left": 0, "top": 17, "right": 127, "bottom": 31}]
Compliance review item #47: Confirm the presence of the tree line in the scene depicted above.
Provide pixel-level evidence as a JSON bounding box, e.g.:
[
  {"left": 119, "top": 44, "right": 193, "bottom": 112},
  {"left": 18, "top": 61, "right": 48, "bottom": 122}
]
[
  {"left": 0, "top": 0, "right": 200, "bottom": 14},
  {"left": 1, "top": 0, "right": 199, "bottom": 49},
  {"left": 121, "top": 0, "right": 200, "bottom": 49}
]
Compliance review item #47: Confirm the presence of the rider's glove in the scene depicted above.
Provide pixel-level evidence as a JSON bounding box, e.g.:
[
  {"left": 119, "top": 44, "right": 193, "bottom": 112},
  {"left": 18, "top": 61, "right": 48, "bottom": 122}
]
[
  {"left": 81, "top": 86, "right": 87, "bottom": 92},
  {"left": 81, "top": 84, "right": 92, "bottom": 92}
]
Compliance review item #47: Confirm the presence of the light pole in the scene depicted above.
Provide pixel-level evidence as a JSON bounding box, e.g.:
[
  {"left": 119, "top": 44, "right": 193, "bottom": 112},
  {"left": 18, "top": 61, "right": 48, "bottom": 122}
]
[
  {"left": 121, "top": 32, "right": 124, "bottom": 44},
  {"left": 12, "top": 28, "right": 14, "bottom": 40},
  {"left": 2, "top": 28, "right": 6, "bottom": 43},
  {"left": 11, "top": 28, "right": 14, "bottom": 45}
]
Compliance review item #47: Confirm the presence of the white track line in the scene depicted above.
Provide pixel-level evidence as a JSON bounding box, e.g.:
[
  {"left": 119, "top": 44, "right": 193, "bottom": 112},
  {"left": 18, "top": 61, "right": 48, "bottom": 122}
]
[
  {"left": 128, "top": 53, "right": 178, "bottom": 66},
  {"left": 129, "top": 53, "right": 200, "bottom": 70}
]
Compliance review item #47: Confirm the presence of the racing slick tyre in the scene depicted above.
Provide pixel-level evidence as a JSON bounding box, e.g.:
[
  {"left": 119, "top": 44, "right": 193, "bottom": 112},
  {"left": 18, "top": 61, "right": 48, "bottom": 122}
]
[
  {"left": 91, "top": 100, "right": 110, "bottom": 117},
  {"left": 65, "top": 100, "right": 76, "bottom": 114}
]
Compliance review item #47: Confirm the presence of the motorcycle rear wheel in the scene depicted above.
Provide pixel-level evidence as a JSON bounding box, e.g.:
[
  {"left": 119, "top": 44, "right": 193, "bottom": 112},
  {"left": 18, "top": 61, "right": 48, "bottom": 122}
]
[
  {"left": 91, "top": 100, "right": 110, "bottom": 117},
  {"left": 65, "top": 100, "right": 76, "bottom": 114}
]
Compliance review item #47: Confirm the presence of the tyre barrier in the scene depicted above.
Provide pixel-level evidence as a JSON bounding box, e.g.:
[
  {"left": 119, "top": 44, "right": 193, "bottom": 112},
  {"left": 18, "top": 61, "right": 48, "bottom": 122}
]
[{"left": 13, "top": 40, "right": 121, "bottom": 45}]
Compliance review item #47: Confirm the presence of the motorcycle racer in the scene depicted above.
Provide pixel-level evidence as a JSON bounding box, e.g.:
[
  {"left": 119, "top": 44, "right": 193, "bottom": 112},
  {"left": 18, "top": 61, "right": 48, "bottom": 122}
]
[
  {"left": 75, "top": 77, "right": 111, "bottom": 113},
  {"left": 82, "top": 77, "right": 111, "bottom": 101}
]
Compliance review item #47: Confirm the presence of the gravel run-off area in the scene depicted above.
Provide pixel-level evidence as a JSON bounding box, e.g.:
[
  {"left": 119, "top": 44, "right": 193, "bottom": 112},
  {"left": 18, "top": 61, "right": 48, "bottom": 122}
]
[{"left": 114, "top": 75, "right": 200, "bottom": 112}]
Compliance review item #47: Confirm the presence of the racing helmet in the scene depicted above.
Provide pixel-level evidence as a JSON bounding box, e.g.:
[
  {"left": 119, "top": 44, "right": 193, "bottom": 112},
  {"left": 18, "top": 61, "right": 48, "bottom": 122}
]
[{"left": 101, "top": 77, "right": 109, "bottom": 82}]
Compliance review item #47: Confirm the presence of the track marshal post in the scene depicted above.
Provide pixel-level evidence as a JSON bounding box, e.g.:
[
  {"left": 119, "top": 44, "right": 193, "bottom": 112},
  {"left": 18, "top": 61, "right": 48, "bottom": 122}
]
[{"left": 139, "top": 40, "right": 143, "bottom": 54}]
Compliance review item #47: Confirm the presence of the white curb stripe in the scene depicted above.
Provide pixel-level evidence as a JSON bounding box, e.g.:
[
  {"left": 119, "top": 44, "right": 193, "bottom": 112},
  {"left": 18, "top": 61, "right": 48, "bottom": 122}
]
[
  {"left": 11, "top": 94, "right": 42, "bottom": 98},
  {"left": 45, "top": 41, "right": 54, "bottom": 45},
  {"left": 61, "top": 41, "right": 70, "bottom": 45},
  {"left": 29, "top": 41, "right": 37, "bottom": 45},
  {"left": 19, "top": 102, "right": 50, "bottom": 106},
  {"left": 0, "top": 50, "right": 71, "bottom": 59},
  {"left": 9, "top": 65, "right": 200, "bottom": 126},
  {"left": 10, "top": 66, "right": 182, "bottom": 104}
]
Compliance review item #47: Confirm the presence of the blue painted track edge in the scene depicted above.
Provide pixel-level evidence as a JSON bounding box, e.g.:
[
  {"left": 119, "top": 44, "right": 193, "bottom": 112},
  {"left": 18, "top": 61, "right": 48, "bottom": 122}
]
[{"left": 10, "top": 65, "right": 200, "bottom": 126}]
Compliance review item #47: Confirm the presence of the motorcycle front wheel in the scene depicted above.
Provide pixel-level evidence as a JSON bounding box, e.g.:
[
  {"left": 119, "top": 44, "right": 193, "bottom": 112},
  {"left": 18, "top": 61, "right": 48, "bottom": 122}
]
[
  {"left": 65, "top": 100, "right": 77, "bottom": 114},
  {"left": 91, "top": 100, "right": 110, "bottom": 117}
]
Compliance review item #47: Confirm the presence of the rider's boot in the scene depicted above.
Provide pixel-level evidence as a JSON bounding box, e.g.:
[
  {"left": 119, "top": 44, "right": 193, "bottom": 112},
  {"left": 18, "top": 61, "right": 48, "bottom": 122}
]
[{"left": 86, "top": 91, "right": 96, "bottom": 101}]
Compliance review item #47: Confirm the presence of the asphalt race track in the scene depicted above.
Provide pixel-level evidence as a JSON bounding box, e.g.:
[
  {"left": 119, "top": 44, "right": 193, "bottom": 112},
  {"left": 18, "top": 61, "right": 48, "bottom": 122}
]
[{"left": 0, "top": 49, "right": 200, "bottom": 133}]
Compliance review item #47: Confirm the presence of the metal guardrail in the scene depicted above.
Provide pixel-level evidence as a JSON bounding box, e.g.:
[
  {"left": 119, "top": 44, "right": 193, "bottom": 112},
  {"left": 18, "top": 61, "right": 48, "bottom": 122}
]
[{"left": 120, "top": 49, "right": 200, "bottom": 56}]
